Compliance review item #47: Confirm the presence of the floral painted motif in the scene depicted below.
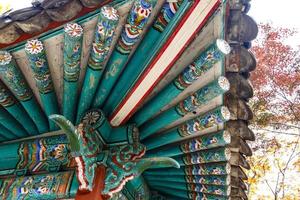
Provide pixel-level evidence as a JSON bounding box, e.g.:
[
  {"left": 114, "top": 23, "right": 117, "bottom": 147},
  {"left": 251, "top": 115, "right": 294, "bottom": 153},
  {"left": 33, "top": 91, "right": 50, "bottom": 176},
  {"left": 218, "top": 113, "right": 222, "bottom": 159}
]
[
  {"left": 116, "top": 0, "right": 153, "bottom": 54},
  {"left": 64, "top": 23, "right": 84, "bottom": 81},
  {"left": 178, "top": 106, "right": 231, "bottom": 137},
  {"left": 187, "top": 184, "right": 229, "bottom": 196},
  {"left": 185, "top": 163, "right": 231, "bottom": 177},
  {"left": 25, "top": 39, "right": 54, "bottom": 94},
  {"left": 16, "top": 135, "right": 74, "bottom": 174},
  {"left": 88, "top": 6, "right": 119, "bottom": 70},
  {"left": 102, "top": 6, "right": 119, "bottom": 20},
  {"left": 0, "top": 51, "right": 33, "bottom": 101},
  {"left": 185, "top": 175, "right": 230, "bottom": 186},
  {"left": 0, "top": 171, "right": 74, "bottom": 199},
  {"left": 176, "top": 76, "right": 230, "bottom": 115},
  {"left": 153, "top": 0, "right": 183, "bottom": 32},
  {"left": 82, "top": 110, "right": 101, "bottom": 126},
  {"left": 182, "top": 148, "right": 231, "bottom": 165},
  {"left": 174, "top": 39, "right": 231, "bottom": 90},
  {"left": 180, "top": 131, "right": 231, "bottom": 153},
  {"left": 0, "top": 81, "right": 15, "bottom": 107}
]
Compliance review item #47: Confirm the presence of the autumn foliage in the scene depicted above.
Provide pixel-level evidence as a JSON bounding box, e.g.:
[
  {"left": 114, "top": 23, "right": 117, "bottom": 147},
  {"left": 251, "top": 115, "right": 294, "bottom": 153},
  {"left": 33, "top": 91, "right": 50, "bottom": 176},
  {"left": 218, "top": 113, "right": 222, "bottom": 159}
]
[{"left": 250, "top": 24, "right": 300, "bottom": 126}]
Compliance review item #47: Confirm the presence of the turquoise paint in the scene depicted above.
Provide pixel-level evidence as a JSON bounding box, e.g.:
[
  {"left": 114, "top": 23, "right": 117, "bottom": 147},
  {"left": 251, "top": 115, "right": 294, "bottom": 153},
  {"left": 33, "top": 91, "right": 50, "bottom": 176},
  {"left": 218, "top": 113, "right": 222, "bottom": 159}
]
[
  {"left": 0, "top": 81, "right": 38, "bottom": 135},
  {"left": 92, "top": 0, "right": 157, "bottom": 108},
  {"left": 123, "top": 176, "right": 150, "bottom": 200},
  {"left": 0, "top": 142, "right": 20, "bottom": 170},
  {"left": 0, "top": 124, "right": 17, "bottom": 140},
  {"left": 63, "top": 23, "right": 84, "bottom": 123},
  {"left": 0, "top": 107, "right": 28, "bottom": 138},
  {"left": 76, "top": 6, "right": 119, "bottom": 124},
  {"left": 21, "top": 99, "right": 49, "bottom": 133},
  {"left": 150, "top": 183, "right": 230, "bottom": 197},
  {"left": 25, "top": 39, "right": 59, "bottom": 131},
  {"left": 144, "top": 162, "right": 230, "bottom": 176},
  {"left": 174, "top": 148, "right": 231, "bottom": 166},
  {"left": 103, "top": 0, "right": 189, "bottom": 114},
  {"left": 133, "top": 39, "right": 231, "bottom": 126},
  {"left": 146, "top": 131, "right": 230, "bottom": 157},
  {"left": 144, "top": 174, "right": 230, "bottom": 186},
  {"left": 140, "top": 76, "right": 230, "bottom": 137},
  {"left": 141, "top": 106, "right": 230, "bottom": 142},
  {"left": 0, "top": 51, "right": 49, "bottom": 133}
]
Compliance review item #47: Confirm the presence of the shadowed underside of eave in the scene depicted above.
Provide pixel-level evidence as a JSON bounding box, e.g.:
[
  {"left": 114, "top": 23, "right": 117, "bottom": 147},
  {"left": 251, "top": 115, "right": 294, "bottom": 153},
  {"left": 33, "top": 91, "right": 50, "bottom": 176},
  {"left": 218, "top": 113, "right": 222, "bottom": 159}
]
[{"left": 0, "top": 0, "right": 258, "bottom": 199}]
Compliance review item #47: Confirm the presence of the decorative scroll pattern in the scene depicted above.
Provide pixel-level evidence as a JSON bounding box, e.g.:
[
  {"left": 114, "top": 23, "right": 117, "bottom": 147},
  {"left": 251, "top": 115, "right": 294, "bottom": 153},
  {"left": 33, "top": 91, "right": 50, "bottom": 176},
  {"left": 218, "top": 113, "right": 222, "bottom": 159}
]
[
  {"left": 0, "top": 82, "right": 15, "bottom": 107},
  {"left": 185, "top": 163, "right": 231, "bottom": 176},
  {"left": 88, "top": 6, "right": 119, "bottom": 70},
  {"left": 153, "top": 0, "right": 183, "bottom": 32},
  {"left": 0, "top": 171, "right": 74, "bottom": 199},
  {"left": 187, "top": 184, "right": 229, "bottom": 196},
  {"left": 176, "top": 76, "right": 230, "bottom": 115},
  {"left": 63, "top": 23, "right": 83, "bottom": 81},
  {"left": 174, "top": 39, "right": 231, "bottom": 90},
  {"left": 182, "top": 148, "right": 231, "bottom": 165},
  {"left": 178, "top": 106, "right": 231, "bottom": 137},
  {"left": 185, "top": 175, "right": 230, "bottom": 186},
  {"left": 74, "top": 123, "right": 102, "bottom": 192},
  {"left": 103, "top": 143, "right": 146, "bottom": 197},
  {"left": 0, "top": 51, "right": 33, "bottom": 101},
  {"left": 116, "top": 0, "right": 153, "bottom": 54},
  {"left": 16, "top": 135, "right": 74, "bottom": 174},
  {"left": 180, "top": 131, "right": 231, "bottom": 153},
  {"left": 25, "top": 39, "right": 54, "bottom": 94}
]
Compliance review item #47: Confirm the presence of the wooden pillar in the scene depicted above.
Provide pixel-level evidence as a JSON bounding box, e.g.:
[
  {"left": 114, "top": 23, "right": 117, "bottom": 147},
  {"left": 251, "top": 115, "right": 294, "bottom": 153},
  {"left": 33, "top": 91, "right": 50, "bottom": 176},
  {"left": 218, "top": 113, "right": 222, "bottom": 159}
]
[{"left": 75, "top": 166, "right": 108, "bottom": 200}]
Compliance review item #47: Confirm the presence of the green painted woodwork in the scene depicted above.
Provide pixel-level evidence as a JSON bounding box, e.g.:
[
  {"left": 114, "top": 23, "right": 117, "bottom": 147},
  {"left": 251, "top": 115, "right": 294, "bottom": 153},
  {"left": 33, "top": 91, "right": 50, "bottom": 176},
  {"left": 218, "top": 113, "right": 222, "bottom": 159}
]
[
  {"left": 103, "top": 0, "right": 190, "bottom": 114},
  {"left": 151, "top": 186, "right": 229, "bottom": 200},
  {"left": 0, "top": 171, "right": 78, "bottom": 199},
  {"left": 0, "top": 107, "right": 28, "bottom": 138},
  {"left": 0, "top": 135, "right": 74, "bottom": 177},
  {"left": 133, "top": 39, "right": 231, "bottom": 126},
  {"left": 144, "top": 174, "right": 230, "bottom": 186},
  {"left": 0, "top": 51, "right": 49, "bottom": 134},
  {"left": 146, "top": 130, "right": 231, "bottom": 157},
  {"left": 140, "top": 76, "right": 230, "bottom": 137},
  {"left": 0, "top": 124, "right": 17, "bottom": 140},
  {"left": 122, "top": 176, "right": 150, "bottom": 200},
  {"left": 50, "top": 110, "right": 179, "bottom": 198},
  {"left": 142, "top": 106, "right": 231, "bottom": 146},
  {"left": 92, "top": 0, "right": 157, "bottom": 108},
  {"left": 150, "top": 181, "right": 230, "bottom": 196},
  {"left": 63, "top": 23, "right": 84, "bottom": 123},
  {"left": 76, "top": 6, "right": 119, "bottom": 124},
  {"left": 144, "top": 162, "right": 231, "bottom": 176},
  {"left": 0, "top": 81, "right": 38, "bottom": 134},
  {"left": 175, "top": 148, "right": 231, "bottom": 166},
  {"left": 25, "top": 39, "right": 60, "bottom": 131}
]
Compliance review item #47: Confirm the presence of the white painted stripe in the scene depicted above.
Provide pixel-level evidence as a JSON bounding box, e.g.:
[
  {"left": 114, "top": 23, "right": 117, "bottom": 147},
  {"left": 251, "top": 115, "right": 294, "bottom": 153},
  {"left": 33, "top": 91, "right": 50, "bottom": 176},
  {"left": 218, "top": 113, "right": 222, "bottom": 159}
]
[{"left": 110, "top": 0, "right": 219, "bottom": 126}]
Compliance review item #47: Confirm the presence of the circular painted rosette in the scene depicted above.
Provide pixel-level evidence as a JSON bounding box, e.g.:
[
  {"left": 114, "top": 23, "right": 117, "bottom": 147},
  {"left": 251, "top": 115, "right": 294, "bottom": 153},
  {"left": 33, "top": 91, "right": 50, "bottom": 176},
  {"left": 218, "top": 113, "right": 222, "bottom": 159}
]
[
  {"left": 223, "top": 130, "right": 231, "bottom": 144},
  {"left": 224, "top": 148, "right": 231, "bottom": 161},
  {"left": 0, "top": 51, "right": 12, "bottom": 66},
  {"left": 81, "top": 109, "right": 103, "bottom": 128},
  {"left": 221, "top": 106, "right": 231, "bottom": 121},
  {"left": 218, "top": 76, "right": 230, "bottom": 92},
  {"left": 216, "top": 39, "right": 231, "bottom": 55},
  {"left": 101, "top": 6, "right": 119, "bottom": 21},
  {"left": 64, "top": 23, "right": 83, "bottom": 38},
  {"left": 25, "top": 39, "right": 44, "bottom": 55}
]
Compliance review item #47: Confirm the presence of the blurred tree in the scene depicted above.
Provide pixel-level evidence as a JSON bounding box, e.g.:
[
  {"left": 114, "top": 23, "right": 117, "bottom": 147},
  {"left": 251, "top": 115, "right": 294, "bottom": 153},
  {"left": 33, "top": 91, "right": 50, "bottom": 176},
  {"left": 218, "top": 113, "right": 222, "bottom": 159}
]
[{"left": 247, "top": 23, "right": 300, "bottom": 200}]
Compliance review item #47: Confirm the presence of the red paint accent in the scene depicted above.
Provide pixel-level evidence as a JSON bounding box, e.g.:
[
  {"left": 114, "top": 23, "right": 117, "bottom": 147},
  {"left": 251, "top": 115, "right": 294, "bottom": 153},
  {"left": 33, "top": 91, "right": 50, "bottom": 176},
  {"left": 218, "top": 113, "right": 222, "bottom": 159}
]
[
  {"left": 75, "top": 165, "right": 108, "bottom": 200},
  {"left": 109, "top": 0, "right": 221, "bottom": 125},
  {"left": 0, "top": 0, "right": 112, "bottom": 49}
]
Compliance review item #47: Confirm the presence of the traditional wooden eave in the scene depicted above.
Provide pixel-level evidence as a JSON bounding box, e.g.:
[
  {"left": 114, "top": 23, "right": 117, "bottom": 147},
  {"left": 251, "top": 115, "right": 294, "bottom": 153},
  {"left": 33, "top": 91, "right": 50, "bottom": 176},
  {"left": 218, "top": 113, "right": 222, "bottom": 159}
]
[{"left": 0, "top": 0, "right": 258, "bottom": 199}]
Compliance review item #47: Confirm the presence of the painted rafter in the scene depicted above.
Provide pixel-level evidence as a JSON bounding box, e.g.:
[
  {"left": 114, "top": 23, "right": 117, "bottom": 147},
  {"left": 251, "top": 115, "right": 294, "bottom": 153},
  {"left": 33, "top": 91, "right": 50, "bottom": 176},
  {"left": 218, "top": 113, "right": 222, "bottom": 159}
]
[{"left": 109, "top": 0, "right": 225, "bottom": 126}]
